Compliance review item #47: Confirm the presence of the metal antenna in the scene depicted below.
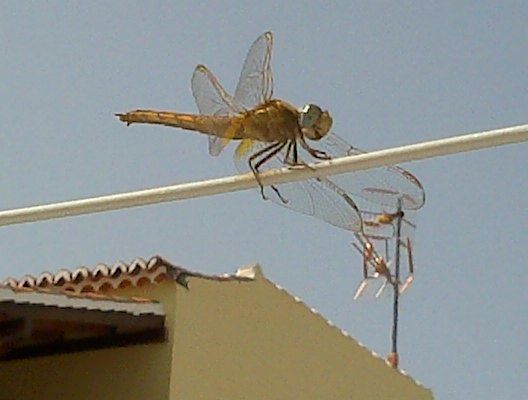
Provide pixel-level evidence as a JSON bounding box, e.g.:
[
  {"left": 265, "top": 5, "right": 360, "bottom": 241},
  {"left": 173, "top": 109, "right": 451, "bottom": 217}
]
[{"left": 388, "top": 197, "right": 403, "bottom": 368}]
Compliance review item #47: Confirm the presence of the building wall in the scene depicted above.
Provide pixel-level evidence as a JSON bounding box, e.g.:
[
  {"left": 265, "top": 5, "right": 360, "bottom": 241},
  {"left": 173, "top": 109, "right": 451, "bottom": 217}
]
[
  {"left": 0, "top": 282, "right": 178, "bottom": 400},
  {"left": 0, "top": 342, "right": 170, "bottom": 400},
  {"left": 168, "top": 270, "right": 433, "bottom": 400},
  {"left": 0, "top": 273, "right": 433, "bottom": 399}
]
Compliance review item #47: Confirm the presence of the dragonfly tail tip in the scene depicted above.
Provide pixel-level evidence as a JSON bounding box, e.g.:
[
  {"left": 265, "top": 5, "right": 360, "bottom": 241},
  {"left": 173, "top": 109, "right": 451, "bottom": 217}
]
[{"left": 115, "top": 113, "right": 130, "bottom": 125}]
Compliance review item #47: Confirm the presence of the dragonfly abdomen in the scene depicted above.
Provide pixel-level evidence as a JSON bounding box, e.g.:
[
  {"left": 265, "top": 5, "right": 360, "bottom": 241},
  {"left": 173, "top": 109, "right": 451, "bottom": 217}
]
[{"left": 116, "top": 110, "right": 237, "bottom": 138}]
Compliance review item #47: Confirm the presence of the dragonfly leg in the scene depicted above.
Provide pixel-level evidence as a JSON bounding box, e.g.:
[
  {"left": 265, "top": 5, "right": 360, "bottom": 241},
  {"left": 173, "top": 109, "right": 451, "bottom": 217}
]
[
  {"left": 249, "top": 141, "right": 289, "bottom": 203},
  {"left": 292, "top": 140, "right": 299, "bottom": 164},
  {"left": 299, "top": 136, "right": 331, "bottom": 160},
  {"left": 283, "top": 141, "right": 294, "bottom": 164},
  {"left": 254, "top": 142, "right": 289, "bottom": 203},
  {"left": 284, "top": 141, "right": 317, "bottom": 171},
  {"left": 283, "top": 140, "right": 299, "bottom": 165}
]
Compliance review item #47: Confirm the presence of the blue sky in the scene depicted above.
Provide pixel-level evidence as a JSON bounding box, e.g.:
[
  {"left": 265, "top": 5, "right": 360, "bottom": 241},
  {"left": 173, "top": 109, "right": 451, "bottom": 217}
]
[{"left": 1, "top": 2, "right": 527, "bottom": 398}]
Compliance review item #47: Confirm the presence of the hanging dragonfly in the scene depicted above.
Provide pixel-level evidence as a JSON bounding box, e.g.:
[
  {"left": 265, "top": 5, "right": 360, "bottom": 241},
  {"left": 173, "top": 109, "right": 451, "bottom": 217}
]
[{"left": 116, "top": 32, "right": 425, "bottom": 237}]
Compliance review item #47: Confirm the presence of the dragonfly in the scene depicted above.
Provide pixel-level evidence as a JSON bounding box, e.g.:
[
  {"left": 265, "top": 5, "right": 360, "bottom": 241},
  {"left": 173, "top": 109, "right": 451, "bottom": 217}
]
[{"left": 116, "top": 32, "right": 425, "bottom": 235}]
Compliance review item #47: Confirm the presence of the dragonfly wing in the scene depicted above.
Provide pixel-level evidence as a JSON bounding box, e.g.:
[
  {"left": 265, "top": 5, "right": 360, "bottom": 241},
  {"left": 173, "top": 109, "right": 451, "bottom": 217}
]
[
  {"left": 233, "top": 32, "right": 274, "bottom": 109},
  {"left": 312, "top": 133, "right": 426, "bottom": 211},
  {"left": 191, "top": 65, "right": 244, "bottom": 156},
  {"left": 205, "top": 136, "right": 229, "bottom": 157},
  {"left": 234, "top": 140, "right": 362, "bottom": 232}
]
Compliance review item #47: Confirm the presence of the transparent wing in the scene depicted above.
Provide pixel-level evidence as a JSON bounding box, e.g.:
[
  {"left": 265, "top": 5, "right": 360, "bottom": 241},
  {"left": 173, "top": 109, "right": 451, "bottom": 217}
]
[
  {"left": 191, "top": 64, "right": 242, "bottom": 116},
  {"left": 191, "top": 65, "right": 244, "bottom": 156},
  {"left": 233, "top": 31, "right": 274, "bottom": 110},
  {"left": 314, "top": 133, "right": 426, "bottom": 210},
  {"left": 234, "top": 140, "right": 363, "bottom": 232},
  {"left": 234, "top": 131, "right": 424, "bottom": 231}
]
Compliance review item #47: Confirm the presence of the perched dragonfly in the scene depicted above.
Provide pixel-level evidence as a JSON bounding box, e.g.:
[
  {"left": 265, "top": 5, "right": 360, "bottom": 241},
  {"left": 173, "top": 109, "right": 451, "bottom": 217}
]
[{"left": 116, "top": 32, "right": 425, "bottom": 235}]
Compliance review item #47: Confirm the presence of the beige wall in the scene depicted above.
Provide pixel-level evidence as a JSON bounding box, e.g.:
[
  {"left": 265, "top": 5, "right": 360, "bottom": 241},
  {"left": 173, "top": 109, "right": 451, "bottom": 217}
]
[
  {"left": 0, "top": 282, "right": 177, "bottom": 400},
  {"left": 169, "top": 271, "right": 433, "bottom": 400},
  {"left": 0, "top": 342, "right": 170, "bottom": 400},
  {"left": 0, "top": 274, "right": 433, "bottom": 400}
]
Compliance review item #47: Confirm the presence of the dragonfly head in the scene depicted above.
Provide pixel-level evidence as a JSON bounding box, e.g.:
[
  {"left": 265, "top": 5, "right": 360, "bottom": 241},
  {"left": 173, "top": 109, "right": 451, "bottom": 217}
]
[{"left": 298, "top": 104, "right": 333, "bottom": 140}]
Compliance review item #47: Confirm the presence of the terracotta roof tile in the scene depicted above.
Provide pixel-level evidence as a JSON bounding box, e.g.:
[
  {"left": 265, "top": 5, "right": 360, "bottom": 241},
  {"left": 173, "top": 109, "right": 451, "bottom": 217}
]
[{"left": 1, "top": 256, "right": 253, "bottom": 295}]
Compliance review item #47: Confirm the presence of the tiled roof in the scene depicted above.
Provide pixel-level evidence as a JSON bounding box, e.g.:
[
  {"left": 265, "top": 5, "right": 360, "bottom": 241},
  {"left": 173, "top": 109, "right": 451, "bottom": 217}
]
[
  {"left": 1, "top": 256, "right": 253, "bottom": 295},
  {"left": 0, "top": 257, "right": 255, "bottom": 360},
  {"left": 0, "top": 258, "right": 429, "bottom": 391}
]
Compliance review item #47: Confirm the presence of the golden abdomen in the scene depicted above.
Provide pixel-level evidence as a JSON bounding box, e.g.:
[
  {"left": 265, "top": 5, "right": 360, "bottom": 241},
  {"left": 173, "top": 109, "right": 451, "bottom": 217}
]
[{"left": 115, "top": 99, "right": 301, "bottom": 143}]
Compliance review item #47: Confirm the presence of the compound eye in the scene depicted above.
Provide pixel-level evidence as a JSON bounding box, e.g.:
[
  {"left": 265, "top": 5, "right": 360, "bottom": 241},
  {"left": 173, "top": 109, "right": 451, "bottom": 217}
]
[{"left": 299, "top": 104, "right": 322, "bottom": 128}]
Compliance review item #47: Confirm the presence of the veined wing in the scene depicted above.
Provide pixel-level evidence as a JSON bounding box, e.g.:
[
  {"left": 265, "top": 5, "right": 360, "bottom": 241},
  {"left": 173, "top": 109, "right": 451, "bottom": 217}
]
[
  {"left": 191, "top": 65, "right": 243, "bottom": 156},
  {"left": 315, "top": 133, "right": 426, "bottom": 211},
  {"left": 233, "top": 31, "right": 274, "bottom": 109},
  {"left": 192, "top": 32, "right": 274, "bottom": 156},
  {"left": 234, "top": 140, "right": 363, "bottom": 232},
  {"left": 231, "top": 32, "right": 362, "bottom": 231},
  {"left": 234, "top": 132, "right": 424, "bottom": 231}
]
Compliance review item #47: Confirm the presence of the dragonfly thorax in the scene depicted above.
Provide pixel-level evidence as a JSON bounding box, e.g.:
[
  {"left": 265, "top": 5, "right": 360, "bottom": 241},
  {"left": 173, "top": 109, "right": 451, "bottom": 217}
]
[{"left": 298, "top": 104, "right": 333, "bottom": 141}]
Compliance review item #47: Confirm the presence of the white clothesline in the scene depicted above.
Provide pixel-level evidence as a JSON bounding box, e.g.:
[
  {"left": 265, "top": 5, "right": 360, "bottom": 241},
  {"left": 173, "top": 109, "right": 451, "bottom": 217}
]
[{"left": 0, "top": 123, "right": 526, "bottom": 227}]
